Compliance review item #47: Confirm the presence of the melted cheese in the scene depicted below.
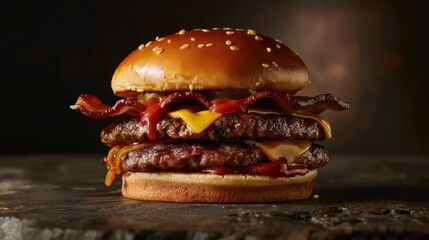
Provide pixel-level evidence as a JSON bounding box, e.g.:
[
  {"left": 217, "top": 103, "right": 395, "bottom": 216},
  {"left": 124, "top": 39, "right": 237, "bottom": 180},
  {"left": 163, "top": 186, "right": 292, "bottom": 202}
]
[
  {"left": 168, "top": 109, "right": 222, "bottom": 134},
  {"left": 248, "top": 140, "right": 311, "bottom": 163},
  {"left": 104, "top": 145, "right": 122, "bottom": 187},
  {"left": 104, "top": 143, "right": 152, "bottom": 187}
]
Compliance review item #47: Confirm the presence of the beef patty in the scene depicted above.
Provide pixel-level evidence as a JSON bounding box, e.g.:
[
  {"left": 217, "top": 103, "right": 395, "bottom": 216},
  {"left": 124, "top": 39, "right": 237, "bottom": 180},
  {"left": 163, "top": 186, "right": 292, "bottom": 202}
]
[
  {"left": 102, "top": 113, "right": 325, "bottom": 146},
  {"left": 119, "top": 141, "right": 328, "bottom": 173}
]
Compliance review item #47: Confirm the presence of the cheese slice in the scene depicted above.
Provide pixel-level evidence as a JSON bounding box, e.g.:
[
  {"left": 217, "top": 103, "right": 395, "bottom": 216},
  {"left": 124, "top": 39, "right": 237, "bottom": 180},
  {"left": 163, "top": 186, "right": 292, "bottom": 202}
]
[
  {"left": 168, "top": 109, "right": 222, "bottom": 134},
  {"left": 248, "top": 140, "right": 311, "bottom": 163}
]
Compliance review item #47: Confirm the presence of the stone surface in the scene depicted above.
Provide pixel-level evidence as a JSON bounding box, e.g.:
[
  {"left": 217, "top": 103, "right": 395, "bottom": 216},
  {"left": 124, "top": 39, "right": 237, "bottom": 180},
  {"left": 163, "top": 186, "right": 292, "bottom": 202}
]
[{"left": 0, "top": 154, "right": 428, "bottom": 239}]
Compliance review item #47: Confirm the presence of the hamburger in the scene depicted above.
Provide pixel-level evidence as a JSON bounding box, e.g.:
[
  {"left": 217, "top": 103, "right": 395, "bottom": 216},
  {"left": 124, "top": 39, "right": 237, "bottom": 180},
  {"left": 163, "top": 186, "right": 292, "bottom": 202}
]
[{"left": 71, "top": 28, "right": 349, "bottom": 203}]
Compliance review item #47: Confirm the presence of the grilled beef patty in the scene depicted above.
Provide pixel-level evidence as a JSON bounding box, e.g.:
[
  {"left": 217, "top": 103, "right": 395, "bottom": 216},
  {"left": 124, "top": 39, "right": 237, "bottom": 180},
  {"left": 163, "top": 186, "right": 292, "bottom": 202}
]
[
  {"left": 102, "top": 113, "right": 325, "bottom": 146},
  {"left": 119, "top": 141, "right": 328, "bottom": 172}
]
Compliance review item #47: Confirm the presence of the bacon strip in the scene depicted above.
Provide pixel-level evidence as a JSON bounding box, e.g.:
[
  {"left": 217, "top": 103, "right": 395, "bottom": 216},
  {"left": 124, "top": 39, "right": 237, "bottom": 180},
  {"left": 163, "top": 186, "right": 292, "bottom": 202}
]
[
  {"left": 70, "top": 94, "right": 144, "bottom": 119},
  {"left": 243, "top": 91, "right": 349, "bottom": 115},
  {"left": 71, "top": 91, "right": 349, "bottom": 120},
  {"left": 159, "top": 91, "right": 211, "bottom": 109}
]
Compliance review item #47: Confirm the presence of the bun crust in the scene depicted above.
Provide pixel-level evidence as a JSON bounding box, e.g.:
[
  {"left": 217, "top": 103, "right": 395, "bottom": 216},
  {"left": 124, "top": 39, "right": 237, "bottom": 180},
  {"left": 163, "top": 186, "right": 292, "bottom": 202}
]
[
  {"left": 112, "top": 28, "right": 309, "bottom": 98},
  {"left": 122, "top": 170, "right": 317, "bottom": 203}
]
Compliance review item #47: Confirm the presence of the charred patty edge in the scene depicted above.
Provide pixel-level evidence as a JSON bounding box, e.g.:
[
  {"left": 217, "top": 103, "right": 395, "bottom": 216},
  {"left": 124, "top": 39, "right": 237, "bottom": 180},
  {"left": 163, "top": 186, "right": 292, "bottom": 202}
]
[
  {"left": 102, "top": 113, "right": 326, "bottom": 146},
  {"left": 117, "top": 141, "right": 328, "bottom": 173}
]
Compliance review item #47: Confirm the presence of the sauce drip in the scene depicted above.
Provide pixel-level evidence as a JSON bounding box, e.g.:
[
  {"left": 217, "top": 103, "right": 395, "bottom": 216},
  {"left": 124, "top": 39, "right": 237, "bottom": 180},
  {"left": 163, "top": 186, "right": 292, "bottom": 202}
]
[
  {"left": 140, "top": 98, "right": 162, "bottom": 140},
  {"left": 202, "top": 158, "right": 308, "bottom": 178}
]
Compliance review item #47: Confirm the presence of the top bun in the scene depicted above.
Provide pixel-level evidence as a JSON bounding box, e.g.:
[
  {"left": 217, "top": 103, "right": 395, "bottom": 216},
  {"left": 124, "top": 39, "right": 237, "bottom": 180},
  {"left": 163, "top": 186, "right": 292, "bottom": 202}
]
[{"left": 112, "top": 28, "right": 309, "bottom": 98}]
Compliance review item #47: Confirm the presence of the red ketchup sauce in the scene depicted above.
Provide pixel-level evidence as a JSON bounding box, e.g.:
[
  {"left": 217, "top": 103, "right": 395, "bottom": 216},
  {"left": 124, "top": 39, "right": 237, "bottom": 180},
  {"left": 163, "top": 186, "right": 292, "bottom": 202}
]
[
  {"left": 140, "top": 98, "right": 162, "bottom": 140},
  {"left": 202, "top": 158, "right": 308, "bottom": 178},
  {"left": 210, "top": 98, "right": 246, "bottom": 114}
]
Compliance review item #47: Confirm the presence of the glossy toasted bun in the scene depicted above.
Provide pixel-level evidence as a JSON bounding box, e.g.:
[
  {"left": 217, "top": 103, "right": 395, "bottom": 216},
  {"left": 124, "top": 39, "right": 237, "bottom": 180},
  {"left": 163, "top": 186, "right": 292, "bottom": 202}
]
[
  {"left": 122, "top": 170, "right": 316, "bottom": 203},
  {"left": 112, "top": 28, "right": 309, "bottom": 98}
]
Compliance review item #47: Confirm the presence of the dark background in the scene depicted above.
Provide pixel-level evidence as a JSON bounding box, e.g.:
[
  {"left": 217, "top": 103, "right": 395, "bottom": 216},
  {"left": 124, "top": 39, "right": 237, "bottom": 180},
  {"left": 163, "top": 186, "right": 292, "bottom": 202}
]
[{"left": 2, "top": 0, "right": 428, "bottom": 155}]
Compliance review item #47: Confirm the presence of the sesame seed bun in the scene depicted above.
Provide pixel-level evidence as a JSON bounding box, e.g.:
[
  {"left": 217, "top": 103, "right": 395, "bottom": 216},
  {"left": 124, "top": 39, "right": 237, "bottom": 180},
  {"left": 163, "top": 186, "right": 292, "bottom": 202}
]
[
  {"left": 112, "top": 28, "right": 309, "bottom": 98},
  {"left": 121, "top": 170, "right": 317, "bottom": 203}
]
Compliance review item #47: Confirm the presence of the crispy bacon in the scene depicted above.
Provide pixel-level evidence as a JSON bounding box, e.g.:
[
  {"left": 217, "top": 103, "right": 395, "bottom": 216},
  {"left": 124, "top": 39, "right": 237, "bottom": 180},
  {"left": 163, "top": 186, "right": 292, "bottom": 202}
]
[
  {"left": 71, "top": 91, "right": 349, "bottom": 121},
  {"left": 70, "top": 94, "right": 144, "bottom": 119},
  {"left": 243, "top": 91, "right": 350, "bottom": 115},
  {"left": 159, "top": 91, "right": 211, "bottom": 109}
]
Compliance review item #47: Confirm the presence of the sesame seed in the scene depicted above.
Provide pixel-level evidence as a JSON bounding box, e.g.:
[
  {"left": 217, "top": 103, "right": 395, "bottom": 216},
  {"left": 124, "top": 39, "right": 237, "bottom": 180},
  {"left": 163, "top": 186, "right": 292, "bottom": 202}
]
[
  {"left": 313, "top": 194, "right": 320, "bottom": 199},
  {"left": 145, "top": 41, "right": 153, "bottom": 47},
  {"left": 205, "top": 43, "right": 214, "bottom": 47},
  {"left": 180, "top": 44, "right": 190, "bottom": 50},
  {"left": 156, "top": 37, "right": 164, "bottom": 42},
  {"left": 236, "top": 28, "right": 245, "bottom": 31},
  {"left": 255, "top": 35, "right": 263, "bottom": 41},
  {"left": 291, "top": 48, "right": 299, "bottom": 55},
  {"left": 194, "top": 28, "right": 202, "bottom": 31},
  {"left": 275, "top": 39, "right": 283, "bottom": 44},
  {"left": 167, "top": 39, "right": 172, "bottom": 43},
  {"left": 212, "top": 27, "right": 220, "bottom": 30},
  {"left": 262, "top": 63, "right": 269, "bottom": 68},
  {"left": 272, "top": 61, "right": 279, "bottom": 68},
  {"left": 247, "top": 29, "right": 256, "bottom": 35},
  {"left": 226, "top": 31, "right": 235, "bottom": 35},
  {"left": 191, "top": 37, "right": 196, "bottom": 41},
  {"left": 189, "top": 83, "right": 194, "bottom": 90},
  {"left": 198, "top": 44, "right": 205, "bottom": 48},
  {"left": 230, "top": 46, "right": 239, "bottom": 51},
  {"left": 138, "top": 44, "right": 145, "bottom": 50},
  {"left": 223, "top": 27, "right": 232, "bottom": 30},
  {"left": 152, "top": 46, "right": 164, "bottom": 55},
  {"left": 266, "top": 47, "right": 272, "bottom": 53},
  {"left": 276, "top": 44, "right": 281, "bottom": 49},
  {"left": 202, "top": 29, "right": 210, "bottom": 32},
  {"left": 225, "top": 40, "right": 232, "bottom": 46},
  {"left": 179, "top": 29, "right": 186, "bottom": 35},
  {"left": 255, "top": 81, "right": 262, "bottom": 87}
]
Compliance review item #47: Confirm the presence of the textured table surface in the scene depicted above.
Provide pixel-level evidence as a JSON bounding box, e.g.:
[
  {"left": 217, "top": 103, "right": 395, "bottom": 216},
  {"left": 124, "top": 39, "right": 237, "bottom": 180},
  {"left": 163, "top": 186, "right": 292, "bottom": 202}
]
[{"left": 0, "top": 154, "right": 428, "bottom": 240}]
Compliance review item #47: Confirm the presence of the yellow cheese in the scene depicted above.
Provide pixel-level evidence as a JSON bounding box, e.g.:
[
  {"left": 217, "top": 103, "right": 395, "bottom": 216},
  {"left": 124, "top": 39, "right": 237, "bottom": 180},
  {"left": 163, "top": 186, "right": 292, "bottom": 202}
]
[
  {"left": 104, "top": 145, "right": 122, "bottom": 187},
  {"left": 105, "top": 143, "right": 154, "bottom": 187},
  {"left": 168, "top": 109, "right": 222, "bottom": 134},
  {"left": 249, "top": 140, "right": 311, "bottom": 163}
]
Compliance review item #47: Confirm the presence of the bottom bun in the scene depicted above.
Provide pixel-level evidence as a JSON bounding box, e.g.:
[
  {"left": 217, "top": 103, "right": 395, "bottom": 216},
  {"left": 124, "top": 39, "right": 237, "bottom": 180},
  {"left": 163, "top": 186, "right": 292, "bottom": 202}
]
[{"left": 122, "top": 170, "right": 317, "bottom": 203}]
